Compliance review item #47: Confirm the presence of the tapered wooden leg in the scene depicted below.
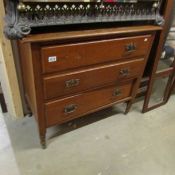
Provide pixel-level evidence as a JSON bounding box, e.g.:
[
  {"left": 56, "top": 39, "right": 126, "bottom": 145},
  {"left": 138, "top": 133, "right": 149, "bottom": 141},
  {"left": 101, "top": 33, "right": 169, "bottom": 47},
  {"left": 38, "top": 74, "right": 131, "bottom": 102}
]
[
  {"left": 40, "top": 134, "right": 46, "bottom": 149},
  {"left": 125, "top": 100, "right": 132, "bottom": 114},
  {"left": 38, "top": 120, "right": 47, "bottom": 149}
]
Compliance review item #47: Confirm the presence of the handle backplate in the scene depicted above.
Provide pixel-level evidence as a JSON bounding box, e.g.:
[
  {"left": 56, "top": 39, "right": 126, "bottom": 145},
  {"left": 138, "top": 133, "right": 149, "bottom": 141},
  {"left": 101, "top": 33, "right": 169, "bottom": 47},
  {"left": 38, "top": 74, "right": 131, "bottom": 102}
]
[
  {"left": 64, "top": 104, "right": 77, "bottom": 114},
  {"left": 113, "top": 88, "right": 122, "bottom": 97},
  {"left": 119, "top": 68, "right": 130, "bottom": 77},
  {"left": 65, "top": 79, "right": 80, "bottom": 88},
  {"left": 125, "top": 43, "right": 136, "bottom": 52}
]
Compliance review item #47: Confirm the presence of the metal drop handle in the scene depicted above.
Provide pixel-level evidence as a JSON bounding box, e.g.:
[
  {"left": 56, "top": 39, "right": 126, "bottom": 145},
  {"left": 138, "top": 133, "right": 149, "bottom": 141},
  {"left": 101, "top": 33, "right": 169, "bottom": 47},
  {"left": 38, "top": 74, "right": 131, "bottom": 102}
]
[
  {"left": 65, "top": 79, "right": 80, "bottom": 88},
  {"left": 64, "top": 104, "right": 77, "bottom": 114},
  {"left": 119, "top": 68, "right": 130, "bottom": 77},
  {"left": 113, "top": 88, "right": 122, "bottom": 97}
]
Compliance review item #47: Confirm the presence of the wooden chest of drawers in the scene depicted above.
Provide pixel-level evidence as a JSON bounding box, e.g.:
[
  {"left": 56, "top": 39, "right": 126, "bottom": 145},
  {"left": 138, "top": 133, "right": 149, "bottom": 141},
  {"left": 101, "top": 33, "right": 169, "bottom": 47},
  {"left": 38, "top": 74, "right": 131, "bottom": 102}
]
[{"left": 18, "top": 26, "right": 161, "bottom": 148}]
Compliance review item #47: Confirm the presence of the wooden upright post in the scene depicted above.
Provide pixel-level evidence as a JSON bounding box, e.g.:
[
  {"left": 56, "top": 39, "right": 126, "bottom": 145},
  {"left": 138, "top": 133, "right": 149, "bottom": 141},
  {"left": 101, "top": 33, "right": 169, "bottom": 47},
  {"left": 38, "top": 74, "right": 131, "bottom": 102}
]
[{"left": 0, "top": 0, "right": 24, "bottom": 118}]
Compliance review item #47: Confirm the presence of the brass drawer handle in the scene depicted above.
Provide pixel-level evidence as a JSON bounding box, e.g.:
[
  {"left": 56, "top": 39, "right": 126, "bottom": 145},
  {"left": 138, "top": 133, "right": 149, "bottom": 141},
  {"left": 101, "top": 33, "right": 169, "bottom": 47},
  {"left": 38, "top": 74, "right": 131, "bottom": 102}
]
[
  {"left": 119, "top": 68, "right": 130, "bottom": 77},
  {"left": 64, "top": 104, "right": 77, "bottom": 114},
  {"left": 113, "top": 88, "right": 122, "bottom": 97},
  {"left": 65, "top": 79, "right": 80, "bottom": 88},
  {"left": 125, "top": 43, "right": 136, "bottom": 52}
]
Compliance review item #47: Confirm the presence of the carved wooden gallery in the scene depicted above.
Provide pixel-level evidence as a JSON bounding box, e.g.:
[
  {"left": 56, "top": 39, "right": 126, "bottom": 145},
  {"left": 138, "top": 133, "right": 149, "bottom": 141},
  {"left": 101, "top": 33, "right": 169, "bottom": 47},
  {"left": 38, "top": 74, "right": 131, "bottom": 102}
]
[{"left": 3, "top": 0, "right": 175, "bottom": 148}]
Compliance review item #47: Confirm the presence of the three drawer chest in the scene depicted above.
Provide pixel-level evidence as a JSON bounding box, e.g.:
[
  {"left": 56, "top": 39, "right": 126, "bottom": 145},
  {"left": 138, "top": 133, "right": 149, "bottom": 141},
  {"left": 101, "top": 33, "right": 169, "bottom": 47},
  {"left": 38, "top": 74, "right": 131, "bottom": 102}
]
[{"left": 18, "top": 25, "right": 161, "bottom": 148}]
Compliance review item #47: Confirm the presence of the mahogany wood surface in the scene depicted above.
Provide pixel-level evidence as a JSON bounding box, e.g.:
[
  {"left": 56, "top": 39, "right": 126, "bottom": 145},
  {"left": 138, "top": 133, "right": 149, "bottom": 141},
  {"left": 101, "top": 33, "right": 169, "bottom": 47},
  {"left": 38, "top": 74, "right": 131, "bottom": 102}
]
[
  {"left": 18, "top": 43, "right": 37, "bottom": 116},
  {"left": 41, "top": 35, "right": 152, "bottom": 73},
  {"left": 18, "top": 25, "right": 159, "bottom": 148},
  {"left": 43, "top": 59, "right": 144, "bottom": 100},
  {"left": 45, "top": 81, "right": 133, "bottom": 126},
  {"left": 21, "top": 25, "right": 161, "bottom": 43}
]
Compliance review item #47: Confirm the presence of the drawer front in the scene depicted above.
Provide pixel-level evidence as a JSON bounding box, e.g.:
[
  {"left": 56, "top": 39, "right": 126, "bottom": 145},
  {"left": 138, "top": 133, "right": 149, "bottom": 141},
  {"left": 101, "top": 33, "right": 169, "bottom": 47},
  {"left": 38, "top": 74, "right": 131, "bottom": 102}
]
[
  {"left": 45, "top": 82, "right": 133, "bottom": 126},
  {"left": 41, "top": 35, "right": 153, "bottom": 73},
  {"left": 43, "top": 59, "right": 144, "bottom": 99}
]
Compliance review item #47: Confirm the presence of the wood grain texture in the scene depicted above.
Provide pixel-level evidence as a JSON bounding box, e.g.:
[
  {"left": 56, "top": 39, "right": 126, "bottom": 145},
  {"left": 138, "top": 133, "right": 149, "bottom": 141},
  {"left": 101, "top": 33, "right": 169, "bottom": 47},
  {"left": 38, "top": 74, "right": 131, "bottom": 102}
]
[
  {"left": 45, "top": 81, "right": 133, "bottom": 126},
  {"left": 18, "top": 24, "right": 159, "bottom": 147},
  {"left": 31, "top": 44, "right": 47, "bottom": 140},
  {"left": 41, "top": 35, "right": 152, "bottom": 73},
  {"left": 18, "top": 43, "right": 37, "bottom": 116},
  {"left": 21, "top": 25, "right": 162, "bottom": 43},
  {"left": 43, "top": 58, "right": 144, "bottom": 100}
]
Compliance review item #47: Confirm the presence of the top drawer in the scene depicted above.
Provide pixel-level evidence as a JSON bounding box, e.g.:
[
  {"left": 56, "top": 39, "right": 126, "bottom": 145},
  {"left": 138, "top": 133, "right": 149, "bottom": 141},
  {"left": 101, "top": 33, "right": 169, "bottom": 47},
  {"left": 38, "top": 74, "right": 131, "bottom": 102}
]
[{"left": 41, "top": 35, "right": 153, "bottom": 73}]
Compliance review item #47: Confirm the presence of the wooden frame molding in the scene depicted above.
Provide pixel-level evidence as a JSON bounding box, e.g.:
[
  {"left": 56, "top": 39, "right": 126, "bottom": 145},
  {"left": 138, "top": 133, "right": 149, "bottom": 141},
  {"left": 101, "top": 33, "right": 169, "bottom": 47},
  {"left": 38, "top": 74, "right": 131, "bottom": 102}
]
[{"left": 142, "top": 0, "right": 175, "bottom": 113}]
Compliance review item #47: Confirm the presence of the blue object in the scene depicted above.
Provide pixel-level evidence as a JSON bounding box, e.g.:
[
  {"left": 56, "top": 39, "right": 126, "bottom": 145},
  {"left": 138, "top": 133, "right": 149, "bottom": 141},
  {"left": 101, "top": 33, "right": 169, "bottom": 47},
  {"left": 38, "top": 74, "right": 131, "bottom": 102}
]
[{"left": 164, "top": 45, "right": 175, "bottom": 60}]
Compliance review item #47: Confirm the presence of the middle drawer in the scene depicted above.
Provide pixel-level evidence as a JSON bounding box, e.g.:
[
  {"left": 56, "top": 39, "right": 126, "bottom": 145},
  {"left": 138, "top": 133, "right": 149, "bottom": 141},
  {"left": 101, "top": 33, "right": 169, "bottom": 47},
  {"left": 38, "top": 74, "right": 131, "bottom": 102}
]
[{"left": 43, "top": 58, "right": 144, "bottom": 100}]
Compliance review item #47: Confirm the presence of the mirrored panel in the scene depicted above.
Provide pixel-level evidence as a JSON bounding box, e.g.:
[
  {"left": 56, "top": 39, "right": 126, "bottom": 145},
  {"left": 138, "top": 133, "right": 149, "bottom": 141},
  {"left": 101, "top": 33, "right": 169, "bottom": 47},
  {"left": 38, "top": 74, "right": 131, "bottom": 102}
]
[
  {"left": 148, "top": 76, "right": 169, "bottom": 107},
  {"left": 142, "top": 0, "right": 175, "bottom": 112}
]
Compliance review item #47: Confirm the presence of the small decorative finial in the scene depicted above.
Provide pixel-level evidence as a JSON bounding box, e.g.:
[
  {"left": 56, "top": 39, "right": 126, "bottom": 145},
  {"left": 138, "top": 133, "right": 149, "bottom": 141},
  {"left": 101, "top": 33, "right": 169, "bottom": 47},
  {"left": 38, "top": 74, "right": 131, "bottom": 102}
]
[{"left": 17, "top": 2, "right": 26, "bottom": 12}]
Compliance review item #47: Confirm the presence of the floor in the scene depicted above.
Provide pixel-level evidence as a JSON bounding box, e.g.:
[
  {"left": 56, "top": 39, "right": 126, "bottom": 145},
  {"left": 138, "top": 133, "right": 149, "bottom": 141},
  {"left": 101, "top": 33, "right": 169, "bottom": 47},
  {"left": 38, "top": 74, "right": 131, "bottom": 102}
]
[{"left": 0, "top": 94, "right": 175, "bottom": 175}]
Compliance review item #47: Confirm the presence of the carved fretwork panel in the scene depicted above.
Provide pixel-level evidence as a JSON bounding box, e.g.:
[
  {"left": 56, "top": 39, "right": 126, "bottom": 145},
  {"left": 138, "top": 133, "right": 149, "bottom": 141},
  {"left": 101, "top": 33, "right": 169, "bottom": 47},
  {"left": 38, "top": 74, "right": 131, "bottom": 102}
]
[{"left": 4, "top": 0, "right": 164, "bottom": 39}]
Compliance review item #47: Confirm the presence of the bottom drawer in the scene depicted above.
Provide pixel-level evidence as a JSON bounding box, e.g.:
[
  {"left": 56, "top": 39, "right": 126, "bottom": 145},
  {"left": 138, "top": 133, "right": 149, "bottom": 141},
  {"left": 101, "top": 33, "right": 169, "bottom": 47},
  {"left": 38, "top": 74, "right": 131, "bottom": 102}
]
[{"left": 45, "top": 81, "right": 133, "bottom": 126}]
